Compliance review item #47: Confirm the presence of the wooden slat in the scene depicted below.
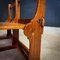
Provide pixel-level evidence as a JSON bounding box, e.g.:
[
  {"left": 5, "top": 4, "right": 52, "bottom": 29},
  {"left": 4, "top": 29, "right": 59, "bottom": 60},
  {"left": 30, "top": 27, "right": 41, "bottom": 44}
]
[
  {"left": 7, "top": 4, "right": 12, "bottom": 22},
  {"left": 13, "top": 0, "right": 20, "bottom": 22},
  {"left": 0, "top": 22, "right": 25, "bottom": 30}
]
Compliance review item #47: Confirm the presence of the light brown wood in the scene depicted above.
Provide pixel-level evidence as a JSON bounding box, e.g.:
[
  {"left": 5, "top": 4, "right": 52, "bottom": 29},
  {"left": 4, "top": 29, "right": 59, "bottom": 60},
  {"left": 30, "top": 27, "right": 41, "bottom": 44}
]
[
  {"left": 7, "top": 4, "right": 12, "bottom": 22},
  {"left": 0, "top": 0, "right": 21, "bottom": 30},
  {"left": 0, "top": 22, "right": 25, "bottom": 30},
  {"left": 0, "top": 0, "right": 46, "bottom": 60},
  {"left": 12, "top": 0, "right": 20, "bottom": 22},
  {"left": 24, "top": 0, "right": 46, "bottom": 60}
]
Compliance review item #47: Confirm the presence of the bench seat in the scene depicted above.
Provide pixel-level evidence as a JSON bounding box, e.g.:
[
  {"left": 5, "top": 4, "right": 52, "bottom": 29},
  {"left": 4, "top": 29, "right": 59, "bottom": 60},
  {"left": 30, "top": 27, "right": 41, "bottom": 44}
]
[{"left": 0, "top": 22, "right": 25, "bottom": 30}]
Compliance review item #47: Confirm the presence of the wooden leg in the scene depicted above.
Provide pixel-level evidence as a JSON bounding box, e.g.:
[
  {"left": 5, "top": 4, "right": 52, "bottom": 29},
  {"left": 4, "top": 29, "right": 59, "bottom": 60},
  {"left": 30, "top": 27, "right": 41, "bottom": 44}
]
[
  {"left": 13, "top": 29, "right": 19, "bottom": 47},
  {"left": 29, "top": 34, "right": 41, "bottom": 60},
  {"left": 24, "top": 22, "right": 42, "bottom": 60},
  {"left": 7, "top": 30, "right": 11, "bottom": 36},
  {"left": 13, "top": 29, "right": 19, "bottom": 39}
]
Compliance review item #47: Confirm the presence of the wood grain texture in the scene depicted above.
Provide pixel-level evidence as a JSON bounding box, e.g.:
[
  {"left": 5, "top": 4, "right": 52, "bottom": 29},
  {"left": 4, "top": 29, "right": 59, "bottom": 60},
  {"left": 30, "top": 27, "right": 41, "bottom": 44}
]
[
  {"left": 0, "top": 22, "right": 25, "bottom": 30},
  {"left": 0, "top": 0, "right": 46, "bottom": 60},
  {"left": 7, "top": 4, "right": 12, "bottom": 22},
  {"left": 24, "top": 0, "right": 46, "bottom": 60},
  {"left": 0, "top": 0, "right": 23, "bottom": 30}
]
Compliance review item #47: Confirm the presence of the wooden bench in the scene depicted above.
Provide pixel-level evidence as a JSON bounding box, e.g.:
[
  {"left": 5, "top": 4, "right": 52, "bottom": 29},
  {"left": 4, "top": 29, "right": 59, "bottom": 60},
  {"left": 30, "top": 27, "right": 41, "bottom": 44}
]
[{"left": 0, "top": 0, "right": 46, "bottom": 60}]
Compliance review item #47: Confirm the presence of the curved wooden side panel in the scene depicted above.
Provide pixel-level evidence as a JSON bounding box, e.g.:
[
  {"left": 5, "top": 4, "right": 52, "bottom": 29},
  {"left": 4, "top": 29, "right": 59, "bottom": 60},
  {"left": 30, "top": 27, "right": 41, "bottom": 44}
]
[
  {"left": 33, "top": 0, "right": 46, "bottom": 20},
  {"left": 24, "top": 0, "right": 46, "bottom": 60}
]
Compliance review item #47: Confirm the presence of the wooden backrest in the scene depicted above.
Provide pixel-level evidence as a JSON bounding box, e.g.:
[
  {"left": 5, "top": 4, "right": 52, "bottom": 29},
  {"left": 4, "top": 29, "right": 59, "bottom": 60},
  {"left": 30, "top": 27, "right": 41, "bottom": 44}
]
[
  {"left": 32, "top": 0, "right": 46, "bottom": 21},
  {"left": 7, "top": 4, "right": 12, "bottom": 22},
  {"left": 11, "top": 0, "right": 45, "bottom": 23},
  {"left": 12, "top": 0, "right": 20, "bottom": 23}
]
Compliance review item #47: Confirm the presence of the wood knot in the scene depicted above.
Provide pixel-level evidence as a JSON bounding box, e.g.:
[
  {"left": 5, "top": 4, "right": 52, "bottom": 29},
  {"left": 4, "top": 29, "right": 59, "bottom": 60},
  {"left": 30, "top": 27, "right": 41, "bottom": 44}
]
[
  {"left": 32, "top": 28, "right": 35, "bottom": 36},
  {"left": 37, "top": 19, "right": 41, "bottom": 25}
]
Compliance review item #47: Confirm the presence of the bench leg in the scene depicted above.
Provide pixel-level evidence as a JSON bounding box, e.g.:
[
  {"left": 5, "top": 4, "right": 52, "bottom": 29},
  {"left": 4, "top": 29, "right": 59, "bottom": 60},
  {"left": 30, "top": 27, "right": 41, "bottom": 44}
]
[
  {"left": 13, "top": 29, "right": 19, "bottom": 47},
  {"left": 7, "top": 30, "right": 11, "bottom": 36},
  {"left": 29, "top": 34, "right": 41, "bottom": 60},
  {"left": 24, "top": 22, "right": 42, "bottom": 60}
]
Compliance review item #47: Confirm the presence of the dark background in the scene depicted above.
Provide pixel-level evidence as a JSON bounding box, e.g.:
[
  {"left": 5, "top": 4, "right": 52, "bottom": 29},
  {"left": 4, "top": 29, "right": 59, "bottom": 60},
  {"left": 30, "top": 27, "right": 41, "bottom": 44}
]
[{"left": 0, "top": 0, "right": 60, "bottom": 27}]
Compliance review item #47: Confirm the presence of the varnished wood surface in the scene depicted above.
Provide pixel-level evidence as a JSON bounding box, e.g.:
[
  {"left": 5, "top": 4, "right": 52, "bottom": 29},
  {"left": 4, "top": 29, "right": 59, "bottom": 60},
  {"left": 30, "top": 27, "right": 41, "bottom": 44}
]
[
  {"left": 0, "top": 22, "right": 25, "bottom": 30},
  {"left": 7, "top": 4, "right": 12, "bottom": 22},
  {"left": 0, "top": 0, "right": 46, "bottom": 60},
  {"left": 24, "top": 0, "right": 46, "bottom": 60}
]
